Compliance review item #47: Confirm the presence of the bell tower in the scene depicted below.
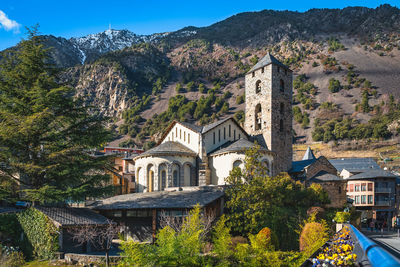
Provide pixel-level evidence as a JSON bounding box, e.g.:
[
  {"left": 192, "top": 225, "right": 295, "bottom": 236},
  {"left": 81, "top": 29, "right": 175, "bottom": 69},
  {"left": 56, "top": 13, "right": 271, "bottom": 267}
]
[{"left": 244, "top": 53, "right": 293, "bottom": 174}]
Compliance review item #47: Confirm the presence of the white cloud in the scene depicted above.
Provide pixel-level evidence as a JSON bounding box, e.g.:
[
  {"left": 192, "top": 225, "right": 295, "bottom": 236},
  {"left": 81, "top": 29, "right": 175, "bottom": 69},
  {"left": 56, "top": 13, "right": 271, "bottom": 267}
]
[{"left": 0, "top": 10, "right": 21, "bottom": 33}]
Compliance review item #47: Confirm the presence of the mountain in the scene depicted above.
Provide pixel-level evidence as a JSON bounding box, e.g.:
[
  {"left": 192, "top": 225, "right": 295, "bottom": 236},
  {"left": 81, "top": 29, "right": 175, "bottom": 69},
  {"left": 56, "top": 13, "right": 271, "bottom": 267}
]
[{"left": 2, "top": 4, "right": 400, "bottom": 146}]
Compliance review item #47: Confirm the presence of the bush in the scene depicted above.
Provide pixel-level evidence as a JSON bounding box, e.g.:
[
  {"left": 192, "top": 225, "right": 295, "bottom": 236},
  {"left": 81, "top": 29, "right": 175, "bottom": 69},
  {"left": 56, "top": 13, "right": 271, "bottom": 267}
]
[
  {"left": 328, "top": 78, "right": 341, "bottom": 93},
  {"left": 0, "top": 248, "right": 25, "bottom": 267},
  {"left": 299, "top": 222, "right": 329, "bottom": 254},
  {"left": 333, "top": 212, "right": 351, "bottom": 223},
  {"left": 236, "top": 95, "right": 244, "bottom": 105}
]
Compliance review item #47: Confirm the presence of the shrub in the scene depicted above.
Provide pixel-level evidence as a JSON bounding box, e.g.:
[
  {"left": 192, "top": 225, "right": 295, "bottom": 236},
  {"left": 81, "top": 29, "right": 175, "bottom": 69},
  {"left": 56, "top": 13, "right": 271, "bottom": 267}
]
[
  {"left": 333, "top": 212, "right": 351, "bottom": 223},
  {"left": 328, "top": 78, "right": 341, "bottom": 93},
  {"left": 250, "top": 227, "right": 278, "bottom": 252},
  {"left": 312, "top": 61, "right": 318, "bottom": 67},
  {"left": 299, "top": 222, "right": 329, "bottom": 254},
  {"left": 212, "top": 215, "right": 233, "bottom": 266},
  {"left": 175, "top": 83, "right": 184, "bottom": 93},
  {"left": 236, "top": 95, "right": 244, "bottom": 105},
  {"left": 230, "top": 236, "right": 248, "bottom": 250},
  {"left": 198, "top": 83, "right": 207, "bottom": 93}
]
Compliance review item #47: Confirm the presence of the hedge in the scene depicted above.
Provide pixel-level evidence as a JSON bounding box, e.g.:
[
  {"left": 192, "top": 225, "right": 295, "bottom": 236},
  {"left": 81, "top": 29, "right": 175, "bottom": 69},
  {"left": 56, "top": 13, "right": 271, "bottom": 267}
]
[{"left": 16, "top": 208, "right": 59, "bottom": 259}]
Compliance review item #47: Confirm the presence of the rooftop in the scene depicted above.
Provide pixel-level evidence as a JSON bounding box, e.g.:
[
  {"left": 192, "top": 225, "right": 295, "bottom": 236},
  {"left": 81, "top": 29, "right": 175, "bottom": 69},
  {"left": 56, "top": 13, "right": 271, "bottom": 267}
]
[
  {"left": 93, "top": 187, "right": 225, "bottom": 210},
  {"left": 329, "top": 158, "right": 380, "bottom": 172},
  {"left": 345, "top": 169, "right": 397, "bottom": 180},
  {"left": 290, "top": 159, "right": 316, "bottom": 173},
  {"left": 35, "top": 206, "right": 110, "bottom": 226},
  {"left": 308, "top": 171, "right": 342, "bottom": 182},
  {"left": 209, "top": 138, "right": 269, "bottom": 156},
  {"left": 248, "top": 53, "right": 289, "bottom": 73},
  {"left": 302, "top": 147, "right": 316, "bottom": 161},
  {"left": 136, "top": 141, "right": 197, "bottom": 158}
]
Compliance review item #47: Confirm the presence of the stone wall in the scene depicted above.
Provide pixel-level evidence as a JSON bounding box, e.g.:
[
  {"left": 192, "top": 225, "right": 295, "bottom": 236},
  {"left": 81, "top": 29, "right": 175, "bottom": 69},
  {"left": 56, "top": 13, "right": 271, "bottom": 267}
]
[
  {"left": 64, "top": 253, "right": 122, "bottom": 265},
  {"left": 305, "top": 156, "right": 337, "bottom": 179},
  {"left": 244, "top": 63, "right": 293, "bottom": 174}
]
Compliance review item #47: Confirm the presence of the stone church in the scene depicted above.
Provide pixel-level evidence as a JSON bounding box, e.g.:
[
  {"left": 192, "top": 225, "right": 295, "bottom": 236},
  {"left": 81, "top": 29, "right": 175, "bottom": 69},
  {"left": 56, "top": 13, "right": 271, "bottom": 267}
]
[{"left": 134, "top": 53, "right": 293, "bottom": 192}]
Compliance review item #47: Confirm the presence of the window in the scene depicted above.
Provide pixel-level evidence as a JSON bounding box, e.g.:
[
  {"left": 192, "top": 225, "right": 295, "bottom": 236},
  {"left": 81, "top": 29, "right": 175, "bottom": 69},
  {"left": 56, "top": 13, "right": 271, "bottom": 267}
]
[
  {"left": 180, "top": 129, "right": 181, "bottom": 139},
  {"left": 252, "top": 72, "right": 255, "bottom": 77},
  {"left": 368, "top": 183, "right": 373, "bottom": 191},
  {"left": 218, "top": 129, "right": 221, "bottom": 142},
  {"left": 368, "top": 195, "right": 373, "bottom": 204},
  {"left": 355, "top": 184, "right": 360, "bottom": 192},
  {"left": 280, "top": 79, "right": 284, "bottom": 92},
  {"left": 184, "top": 131, "right": 186, "bottom": 142},
  {"left": 361, "top": 195, "right": 366, "bottom": 204},
  {"left": 355, "top": 196, "right": 360, "bottom": 204},
  {"left": 278, "top": 67, "right": 280, "bottom": 73},
  {"left": 113, "top": 211, "right": 122, "bottom": 218},
  {"left": 238, "top": 134, "right": 241, "bottom": 139},
  {"left": 127, "top": 210, "right": 136, "bottom": 217},
  {"left": 338, "top": 186, "right": 342, "bottom": 194},
  {"left": 280, "top": 103, "right": 284, "bottom": 114},
  {"left": 361, "top": 183, "right": 366, "bottom": 191},
  {"left": 137, "top": 210, "right": 150, "bottom": 217},
  {"left": 176, "top": 128, "right": 178, "bottom": 137},
  {"left": 234, "top": 129, "right": 236, "bottom": 140},
  {"left": 285, "top": 69, "right": 287, "bottom": 75},
  {"left": 224, "top": 127, "right": 226, "bottom": 139},
  {"left": 188, "top": 134, "right": 190, "bottom": 144},
  {"left": 279, "top": 119, "right": 283, "bottom": 132},
  {"left": 213, "top": 132, "right": 215, "bottom": 144},
  {"left": 229, "top": 125, "right": 231, "bottom": 137},
  {"left": 255, "top": 104, "right": 262, "bottom": 130},
  {"left": 261, "top": 67, "right": 264, "bottom": 73},
  {"left": 349, "top": 184, "right": 354, "bottom": 192},
  {"left": 255, "top": 80, "right": 261, "bottom": 93}
]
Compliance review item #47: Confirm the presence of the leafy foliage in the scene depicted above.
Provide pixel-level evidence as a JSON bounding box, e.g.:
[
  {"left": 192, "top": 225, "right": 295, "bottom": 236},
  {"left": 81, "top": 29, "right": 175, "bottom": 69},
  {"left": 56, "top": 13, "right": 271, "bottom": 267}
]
[
  {"left": 0, "top": 27, "right": 113, "bottom": 202},
  {"left": 299, "top": 215, "right": 329, "bottom": 255},
  {"left": 225, "top": 146, "right": 329, "bottom": 251},
  {"left": 17, "top": 208, "right": 59, "bottom": 259}
]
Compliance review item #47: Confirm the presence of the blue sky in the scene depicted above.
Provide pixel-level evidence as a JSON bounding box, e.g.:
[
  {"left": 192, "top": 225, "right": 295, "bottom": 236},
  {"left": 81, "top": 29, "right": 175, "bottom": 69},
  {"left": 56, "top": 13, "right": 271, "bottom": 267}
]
[{"left": 0, "top": 0, "right": 398, "bottom": 50}]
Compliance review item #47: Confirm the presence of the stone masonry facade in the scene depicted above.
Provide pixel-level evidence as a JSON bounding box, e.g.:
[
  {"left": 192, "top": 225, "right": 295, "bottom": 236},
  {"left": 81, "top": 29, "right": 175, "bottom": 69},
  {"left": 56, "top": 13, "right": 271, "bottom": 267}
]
[{"left": 244, "top": 63, "right": 293, "bottom": 174}]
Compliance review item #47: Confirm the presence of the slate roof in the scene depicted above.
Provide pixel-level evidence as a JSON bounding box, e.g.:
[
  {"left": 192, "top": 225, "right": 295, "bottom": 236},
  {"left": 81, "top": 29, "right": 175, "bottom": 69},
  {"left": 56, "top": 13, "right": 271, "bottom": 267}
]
[
  {"left": 308, "top": 171, "right": 342, "bottom": 182},
  {"left": 179, "top": 121, "right": 203, "bottom": 133},
  {"left": 136, "top": 141, "right": 197, "bottom": 159},
  {"left": 248, "top": 53, "right": 289, "bottom": 73},
  {"left": 201, "top": 117, "right": 232, "bottom": 134},
  {"left": 329, "top": 158, "right": 380, "bottom": 172},
  {"left": 93, "top": 187, "right": 225, "bottom": 210},
  {"left": 209, "top": 138, "right": 269, "bottom": 156},
  {"left": 302, "top": 147, "right": 316, "bottom": 160},
  {"left": 35, "top": 206, "right": 109, "bottom": 226},
  {"left": 290, "top": 159, "right": 316, "bottom": 173},
  {"left": 345, "top": 169, "right": 397, "bottom": 180}
]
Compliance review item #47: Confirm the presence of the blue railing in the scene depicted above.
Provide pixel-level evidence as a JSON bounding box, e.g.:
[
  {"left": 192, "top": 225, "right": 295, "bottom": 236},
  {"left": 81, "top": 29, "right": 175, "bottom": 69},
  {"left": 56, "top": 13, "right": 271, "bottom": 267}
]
[{"left": 350, "top": 224, "right": 400, "bottom": 267}]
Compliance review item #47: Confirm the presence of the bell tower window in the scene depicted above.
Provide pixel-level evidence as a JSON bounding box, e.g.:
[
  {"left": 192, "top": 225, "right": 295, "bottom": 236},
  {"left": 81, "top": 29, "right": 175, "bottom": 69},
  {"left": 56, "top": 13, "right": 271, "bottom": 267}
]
[
  {"left": 280, "top": 79, "right": 284, "bottom": 92},
  {"left": 280, "top": 103, "right": 284, "bottom": 114},
  {"left": 279, "top": 119, "right": 284, "bottom": 132},
  {"left": 255, "top": 104, "right": 262, "bottom": 130},
  {"left": 255, "top": 80, "right": 261, "bottom": 94}
]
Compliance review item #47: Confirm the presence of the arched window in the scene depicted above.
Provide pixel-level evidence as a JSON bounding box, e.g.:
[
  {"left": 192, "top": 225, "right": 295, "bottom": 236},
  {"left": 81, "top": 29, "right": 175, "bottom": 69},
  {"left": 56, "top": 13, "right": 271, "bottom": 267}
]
[
  {"left": 279, "top": 119, "right": 284, "bottom": 132},
  {"left": 233, "top": 160, "right": 243, "bottom": 169},
  {"left": 280, "top": 79, "right": 284, "bottom": 92},
  {"left": 255, "top": 104, "right": 262, "bottom": 130},
  {"left": 173, "top": 170, "right": 178, "bottom": 187},
  {"left": 280, "top": 102, "right": 284, "bottom": 114},
  {"left": 255, "top": 80, "right": 261, "bottom": 93}
]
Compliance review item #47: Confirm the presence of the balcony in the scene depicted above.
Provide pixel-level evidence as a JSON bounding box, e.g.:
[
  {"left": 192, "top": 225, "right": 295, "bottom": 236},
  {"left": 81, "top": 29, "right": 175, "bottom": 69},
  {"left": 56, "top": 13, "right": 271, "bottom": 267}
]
[
  {"left": 375, "top": 200, "right": 391, "bottom": 206},
  {"left": 375, "top": 188, "right": 393, "bottom": 193}
]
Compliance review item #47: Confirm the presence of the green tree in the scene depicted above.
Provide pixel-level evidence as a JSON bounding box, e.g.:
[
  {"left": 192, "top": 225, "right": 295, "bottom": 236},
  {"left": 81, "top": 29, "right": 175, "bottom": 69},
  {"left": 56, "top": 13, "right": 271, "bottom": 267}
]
[
  {"left": 225, "top": 146, "right": 329, "bottom": 250},
  {"left": 212, "top": 215, "right": 233, "bottom": 267},
  {"left": 0, "top": 27, "right": 112, "bottom": 203},
  {"left": 328, "top": 78, "right": 341, "bottom": 93},
  {"left": 361, "top": 90, "right": 370, "bottom": 113}
]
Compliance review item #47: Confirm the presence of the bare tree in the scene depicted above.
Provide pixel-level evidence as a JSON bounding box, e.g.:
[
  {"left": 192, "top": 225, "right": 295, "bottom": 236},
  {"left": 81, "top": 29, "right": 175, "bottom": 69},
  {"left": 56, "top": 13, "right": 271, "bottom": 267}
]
[
  {"left": 68, "top": 220, "right": 120, "bottom": 267},
  {"left": 158, "top": 209, "right": 216, "bottom": 238}
]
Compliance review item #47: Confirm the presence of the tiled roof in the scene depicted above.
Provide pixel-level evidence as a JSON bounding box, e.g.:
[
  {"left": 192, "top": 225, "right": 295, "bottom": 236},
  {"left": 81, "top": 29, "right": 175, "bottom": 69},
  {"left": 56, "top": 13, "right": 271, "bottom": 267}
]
[
  {"left": 302, "top": 147, "right": 316, "bottom": 160},
  {"left": 93, "top": 187, "right": 225, "bottom": 210},
  {"left": 136, "top": 141, "right": 197, "bottom": 158},
  {"left": 35, "top": 206, "right": 110, "bottom": 226},
  {"left": 290, "top": 159, "right": 316, "bottom": 173},
  {"left": 345, "top": 169, "right": 397, "bottom": 180},
  {"left": 329, "top": 158, "right": 380, "bottom": 172},
  {"left": 308, "top": 171, "right": 342, "bottom": 182},
  {"left": 209, "top": 138, "right": 269, "bottom": 156},
  {"left": 248, "top": 53, "right": 289, "bottom": 73}
]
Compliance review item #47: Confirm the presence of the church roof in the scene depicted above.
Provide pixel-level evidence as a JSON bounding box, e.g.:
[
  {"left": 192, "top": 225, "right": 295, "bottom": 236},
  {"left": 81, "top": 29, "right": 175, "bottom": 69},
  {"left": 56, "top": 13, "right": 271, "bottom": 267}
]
[
  {"left": 329, "top": 158, "right": 380, "bottom": 172},
  {"left": 136, "top": 141, "right": 197, "bottom": 159},
  {"left": 302, "top": 146, "right": 316, "bottom": 160},
  {"left": 290, "top": 159, "right": 316, "bottom": 173},
  {"left": 209, "top": 138, "right": 269, "bottom": 156},
  {"left": 248, "top": 53, "right": 289, "bottom": 73}
]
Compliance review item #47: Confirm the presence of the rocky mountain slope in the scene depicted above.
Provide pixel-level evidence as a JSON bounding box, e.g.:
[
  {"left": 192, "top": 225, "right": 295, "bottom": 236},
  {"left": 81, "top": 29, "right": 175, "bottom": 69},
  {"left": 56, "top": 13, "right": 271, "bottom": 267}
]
[{"left": 3, "top": 4, "right": 400, "bottom": 146}]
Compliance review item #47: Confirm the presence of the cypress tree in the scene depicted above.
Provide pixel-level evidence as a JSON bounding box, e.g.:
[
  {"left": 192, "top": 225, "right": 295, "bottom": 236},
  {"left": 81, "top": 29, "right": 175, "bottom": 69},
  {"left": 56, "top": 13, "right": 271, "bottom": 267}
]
[{"left": 0, "top": 27, "right": 114, "bottom": 203}]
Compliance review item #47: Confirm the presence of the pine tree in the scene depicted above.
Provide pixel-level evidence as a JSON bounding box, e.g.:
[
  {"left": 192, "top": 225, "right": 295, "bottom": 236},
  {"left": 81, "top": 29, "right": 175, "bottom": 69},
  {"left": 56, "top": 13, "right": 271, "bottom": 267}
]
[{"left": 0, "top": 27, "right": 113, "bottom": 203}]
